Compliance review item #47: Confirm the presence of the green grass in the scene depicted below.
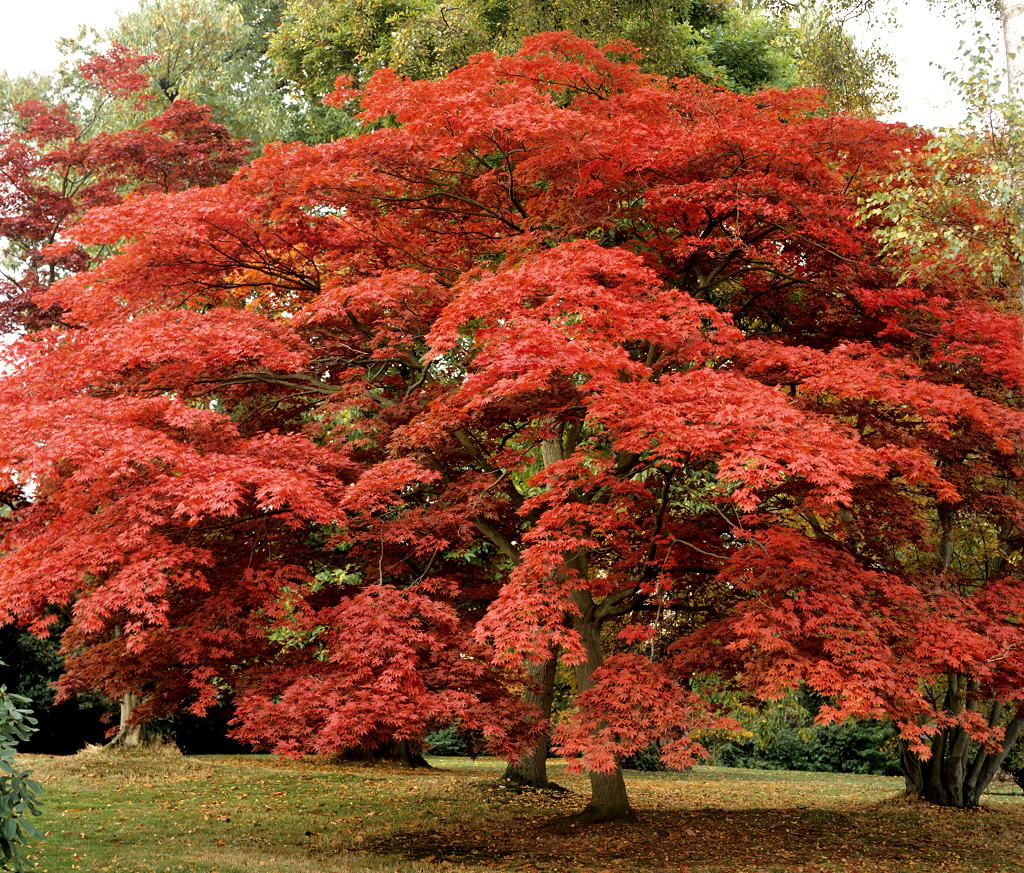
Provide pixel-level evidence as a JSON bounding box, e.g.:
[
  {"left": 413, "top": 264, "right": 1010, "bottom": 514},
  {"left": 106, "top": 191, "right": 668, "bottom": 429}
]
[{"left": 15, "top": 745, "right": 1024, "bottom": 873}]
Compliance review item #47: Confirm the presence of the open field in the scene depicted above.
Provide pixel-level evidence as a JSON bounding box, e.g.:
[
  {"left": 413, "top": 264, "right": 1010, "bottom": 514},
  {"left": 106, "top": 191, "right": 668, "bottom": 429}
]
[{"left": 17, "top": 747, "right": 1024, "bottom": 873}]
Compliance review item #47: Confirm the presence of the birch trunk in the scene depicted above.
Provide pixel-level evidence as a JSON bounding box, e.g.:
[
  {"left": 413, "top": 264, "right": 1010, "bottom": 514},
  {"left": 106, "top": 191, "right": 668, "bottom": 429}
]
[{"left": 999, "top": 0, "right": 1024, "bottom": 92}]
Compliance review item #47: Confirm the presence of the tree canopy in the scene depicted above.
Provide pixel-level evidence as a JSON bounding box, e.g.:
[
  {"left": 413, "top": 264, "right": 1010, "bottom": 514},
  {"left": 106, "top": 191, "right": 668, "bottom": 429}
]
[{"left": 1, "top": 33, "right": 1022, "bottom": 818}]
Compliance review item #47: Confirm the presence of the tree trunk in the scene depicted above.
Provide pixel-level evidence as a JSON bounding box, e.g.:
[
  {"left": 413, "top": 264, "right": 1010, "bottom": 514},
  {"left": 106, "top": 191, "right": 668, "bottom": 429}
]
[
  {"left": 570, "top": 589, "right": 636, "bottom": 823},
  {"left": 900, "top": 710, "right": 1024, "bottom": 807},
  {"left": 502, "top": 654, "right": 558, "bottom": 788},
  {"left": 335, "top": 739, "right": 431, "bottom": 767},
  {"left": 999, "top": 0, "right": 1024, "bottom": 93},
  {"left": 109, "top": 692, "right": 148, "bottom": 748},
  {"left": 389, "top": 739, "right": 431, "bottom": 768},
  {"left": 997, "top": 0, "right": 1024, "bottom": 330}
]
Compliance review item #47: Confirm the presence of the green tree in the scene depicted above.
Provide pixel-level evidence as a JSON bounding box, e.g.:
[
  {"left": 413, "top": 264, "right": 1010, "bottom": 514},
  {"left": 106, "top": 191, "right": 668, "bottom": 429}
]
[
  {"left": 27, "top": 0, "right": 293, "bottom": 148},
  {"left": 268, "top": 0, "right": 897, "bottom": 142},
  {"left": 784, "top": 2, "right": 898, "bottom": 114},
  {"left": 269, "top": 0, "right": 799, "bottom": 136}
]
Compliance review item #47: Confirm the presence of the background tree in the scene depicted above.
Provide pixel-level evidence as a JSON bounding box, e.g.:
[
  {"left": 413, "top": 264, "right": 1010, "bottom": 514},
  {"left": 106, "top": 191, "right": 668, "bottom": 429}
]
[
  {"left": 12, "top": 0, "right": 294, "bottom": 149},
  {"left": 268, "top": 0, "right": 896, "bottom": 142},
  {"left": 783, "top": 1, "right": 898, "bottom": 114}
]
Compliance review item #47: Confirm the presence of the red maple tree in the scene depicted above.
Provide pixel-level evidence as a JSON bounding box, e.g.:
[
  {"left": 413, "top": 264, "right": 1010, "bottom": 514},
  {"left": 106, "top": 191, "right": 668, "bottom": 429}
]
[{"left": 2, "top": 33, "right": 1022, "bottom": 817}]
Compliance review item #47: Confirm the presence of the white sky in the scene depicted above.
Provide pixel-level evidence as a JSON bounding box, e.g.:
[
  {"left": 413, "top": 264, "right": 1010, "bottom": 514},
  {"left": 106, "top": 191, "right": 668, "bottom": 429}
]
[
  {"left": 3, "top": 0, "right": 124, "bottom": 75},
  {"left": 0, "top": 0, "right": 1009, "bottom": 130}
]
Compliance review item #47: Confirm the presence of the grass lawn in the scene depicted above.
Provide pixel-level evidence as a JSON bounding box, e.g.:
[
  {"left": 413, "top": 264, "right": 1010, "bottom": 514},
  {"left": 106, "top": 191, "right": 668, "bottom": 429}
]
[{"left": 16, "top": 745, "right": 1024, "bottom": 873}]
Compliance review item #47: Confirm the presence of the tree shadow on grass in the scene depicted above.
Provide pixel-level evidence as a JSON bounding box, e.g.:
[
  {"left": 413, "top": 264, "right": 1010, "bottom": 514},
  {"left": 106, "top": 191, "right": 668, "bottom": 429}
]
[{"left": 365, "top": 801, "right": 1024, "bottom": 872}]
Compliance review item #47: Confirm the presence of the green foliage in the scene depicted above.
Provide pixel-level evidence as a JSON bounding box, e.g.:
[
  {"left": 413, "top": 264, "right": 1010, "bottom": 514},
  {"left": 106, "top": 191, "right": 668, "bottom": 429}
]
[
  {"left": 0, "top": 665, "right": 43, "bottom": 872},
  {"left": 715, "top": 716, "right": 901, "bottom": 776},
  {"left": 268, "top": 0, "right": 839, "bottom": 142},
  {"left": 783, "top": 2, "right": 898, "bottom": 115},
  {"left": 859, "top": 21, "right": 1023, "bottom": 286},
  {"left": 705, "top": 6, "right": 796, "bottom": 92},
  {"left": 425, "top": 724, "right": 472, "bottom": 755},
  {"left": 620, "top": 743, "right": 667, "bottom": 771},
  {"left": 695, "top": 680, "right": 900, "bottom": 776},
  {"left": 0, "top": 636, "right": 60, "bottom": 717}
]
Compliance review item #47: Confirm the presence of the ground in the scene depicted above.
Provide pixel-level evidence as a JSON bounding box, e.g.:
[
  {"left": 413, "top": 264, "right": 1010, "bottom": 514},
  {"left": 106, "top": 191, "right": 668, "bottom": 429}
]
[{"left": 18, "top": 747, "right": 1024, "bottom": 872}]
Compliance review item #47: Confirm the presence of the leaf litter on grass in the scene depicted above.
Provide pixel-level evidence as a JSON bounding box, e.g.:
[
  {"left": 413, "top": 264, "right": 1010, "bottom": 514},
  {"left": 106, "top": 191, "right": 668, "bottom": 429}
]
[
  {"left": 366, "top": 761, "right": 1024, "bottom": 873},
  {"left": 20, "top": 752, "right": 1024, "bottom": 873}
]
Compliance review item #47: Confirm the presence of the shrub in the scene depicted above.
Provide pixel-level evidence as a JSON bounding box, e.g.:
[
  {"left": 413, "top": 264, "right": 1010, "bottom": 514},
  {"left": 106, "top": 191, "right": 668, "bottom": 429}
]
[
  {"left": 424, "top": 724, "right": 489, "bottom": 757},
  {"left": 621, "top": 743, "right": 666, "bottom": 771},
  {"left": 0, "top": 667, "right": 44, "bottom": 871}
]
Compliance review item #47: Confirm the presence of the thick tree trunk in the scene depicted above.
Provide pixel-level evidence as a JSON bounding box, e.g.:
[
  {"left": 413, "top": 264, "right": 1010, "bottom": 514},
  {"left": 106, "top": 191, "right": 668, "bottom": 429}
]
[
  {"left": 570, "top": 589, "right": 636, "bottom": 823},
  {"left": 109, "top": 692, "right": 148, "bottom": 748},
  {"left": 390, "top": 739, "right": 431, "bottom": 768},
  {"left": 899, "top": 711, "right": 1024, "bottom": 807},
  {"left": 502, "top": 654, "right": 558, "bottom": 788}
]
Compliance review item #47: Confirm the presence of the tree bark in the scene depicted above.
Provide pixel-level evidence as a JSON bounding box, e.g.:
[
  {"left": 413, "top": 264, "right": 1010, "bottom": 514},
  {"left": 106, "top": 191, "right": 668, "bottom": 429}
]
[
  {"left": 389, "top": 739, "right": 431, "bottom": 768},
  {"left": 899, "top": 699, "right": 1023, "bottom": 807},
  {"left": 999, "top": 0, "right": 1024, "bottom": 93},
  {"left": 502, "top": 654, "right": 558, "bottom": 788},
  {"left": 899, "top": 736, "right": 925, "bottom": 797},
  {"left": 109, "top": 692, "right": 148, "bottom": 748},
  {"left": 997, "top": 0, "right": 1024, "bottom": 331},
  {"left": 569, "top": 589, "right": 636, "bottom": 823}
]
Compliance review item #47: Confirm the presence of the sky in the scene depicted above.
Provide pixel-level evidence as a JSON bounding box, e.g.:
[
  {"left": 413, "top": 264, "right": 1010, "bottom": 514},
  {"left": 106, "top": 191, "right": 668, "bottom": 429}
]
[{"left": 0, "top": 0, "right": 1008, "bottom": 130}]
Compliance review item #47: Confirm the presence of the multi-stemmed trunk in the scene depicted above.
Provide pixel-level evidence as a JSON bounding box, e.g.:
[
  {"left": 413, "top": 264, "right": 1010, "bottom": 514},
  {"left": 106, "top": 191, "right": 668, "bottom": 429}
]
[
  {"left": 499, "top": 602, "right": 636, "bottom": 821},
  {"left": 492, "top": 432, "right": 636, "bottom": 819},
  {"left": 899, "top": 677, "right": 1023, "bottom": 807}
]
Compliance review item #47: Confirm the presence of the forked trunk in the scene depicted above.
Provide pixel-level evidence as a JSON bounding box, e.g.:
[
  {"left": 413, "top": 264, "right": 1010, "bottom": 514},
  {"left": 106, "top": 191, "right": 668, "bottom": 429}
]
[
  {"left": 109, "top": 692, "right": 148, "bottom": 748},
  {"left": 570, "top": 590, "right": 636, "bottom": 823},
  {"left": 502, "top": 654, "right": 557, "bottom": 788},
  {"left": 900, "top": 712, "right": 1024, "bottom": 808}
]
